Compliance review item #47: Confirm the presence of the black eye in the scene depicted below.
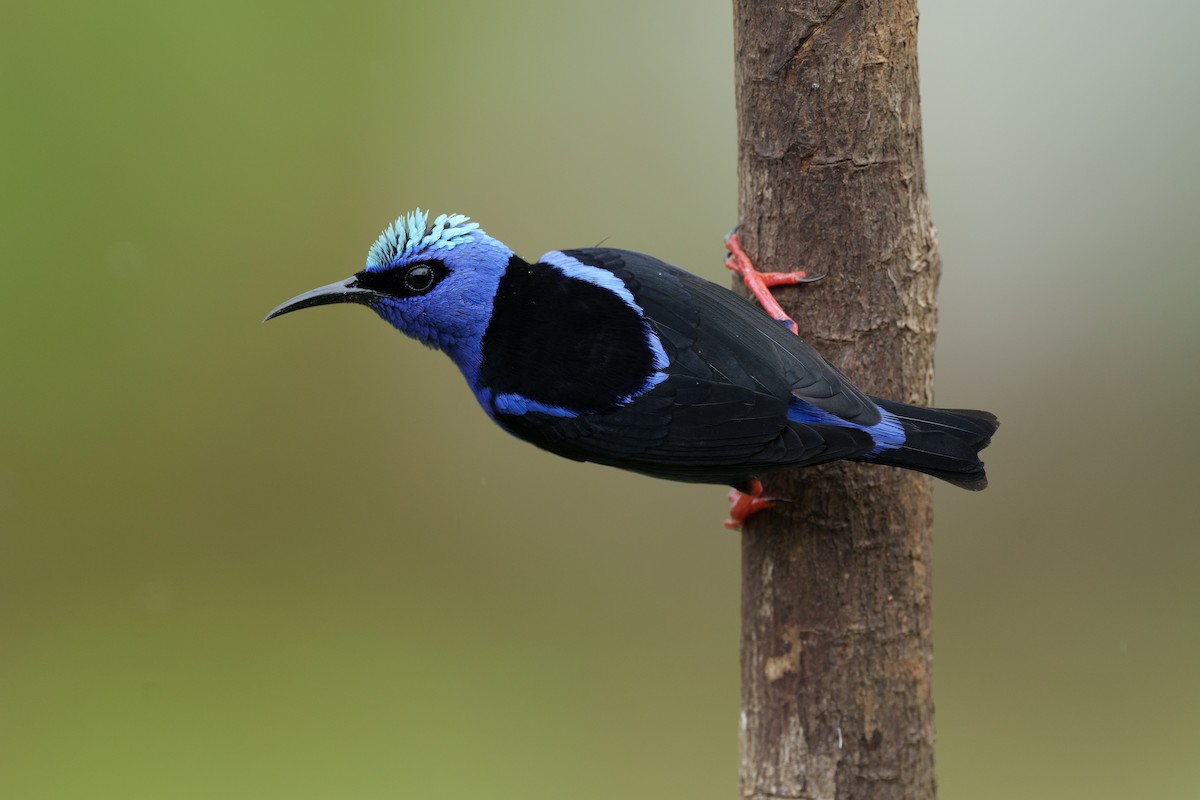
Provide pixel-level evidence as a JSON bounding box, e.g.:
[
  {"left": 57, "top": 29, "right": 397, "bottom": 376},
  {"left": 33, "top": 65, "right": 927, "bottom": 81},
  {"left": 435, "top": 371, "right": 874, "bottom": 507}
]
[
  {"left": 354, "top": 259, "right": 446, "bottom": 298},
  {"left": 404, "top": 265, "right": 435, "bottom": 293}
]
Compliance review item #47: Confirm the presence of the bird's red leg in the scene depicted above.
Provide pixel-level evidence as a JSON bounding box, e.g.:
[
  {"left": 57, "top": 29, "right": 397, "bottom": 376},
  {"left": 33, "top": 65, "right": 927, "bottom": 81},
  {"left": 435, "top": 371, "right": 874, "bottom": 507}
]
[
  {"left": 723, "top": 234, "right": 822, "bottom": 526},
  {"left": 724, "top": 232, "right": 823, "bottom": 336},
  {"left": 725, "top": 479, "right": 777, "bottom": 530}
]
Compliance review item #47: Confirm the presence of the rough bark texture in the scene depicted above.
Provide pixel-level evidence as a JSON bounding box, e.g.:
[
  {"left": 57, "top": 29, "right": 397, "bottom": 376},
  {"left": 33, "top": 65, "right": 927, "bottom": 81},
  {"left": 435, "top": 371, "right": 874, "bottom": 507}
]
[{"left": 733, "top": 2, "right": 940, "bottom": 799}]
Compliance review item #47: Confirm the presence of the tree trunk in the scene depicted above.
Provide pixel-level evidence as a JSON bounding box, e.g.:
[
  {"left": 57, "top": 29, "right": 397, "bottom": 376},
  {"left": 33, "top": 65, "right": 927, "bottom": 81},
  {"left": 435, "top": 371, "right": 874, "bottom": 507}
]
[{"left": 732, "top": 2, "right": 940, "bottom": 799}]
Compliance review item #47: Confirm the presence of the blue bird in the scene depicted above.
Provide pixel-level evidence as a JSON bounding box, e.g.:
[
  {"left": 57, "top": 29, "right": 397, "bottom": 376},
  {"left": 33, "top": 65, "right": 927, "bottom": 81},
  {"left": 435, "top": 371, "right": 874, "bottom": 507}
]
[{"left": 266, "top": 210, "right": 997, "bottom": 526}]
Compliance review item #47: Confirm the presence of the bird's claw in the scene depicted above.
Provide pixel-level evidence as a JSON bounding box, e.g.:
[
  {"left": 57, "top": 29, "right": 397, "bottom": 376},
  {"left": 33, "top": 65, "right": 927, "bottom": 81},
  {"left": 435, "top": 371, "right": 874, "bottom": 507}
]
[
  {"left": 723, "top": 233, "right": 820, "bottom": 336},
  {"left": 725, "top": 478, "right": 785, "bottom": 529}
]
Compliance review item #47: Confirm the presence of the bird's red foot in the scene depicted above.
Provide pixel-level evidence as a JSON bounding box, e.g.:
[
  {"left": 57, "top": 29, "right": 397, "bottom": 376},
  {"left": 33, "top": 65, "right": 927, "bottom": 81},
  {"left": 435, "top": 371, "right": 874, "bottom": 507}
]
[
  {"left": 725, "top": 478, "right": 776, "bottom": 529},
  {"left": 724, "top": 232, "right": 823, "bottom": 336}
]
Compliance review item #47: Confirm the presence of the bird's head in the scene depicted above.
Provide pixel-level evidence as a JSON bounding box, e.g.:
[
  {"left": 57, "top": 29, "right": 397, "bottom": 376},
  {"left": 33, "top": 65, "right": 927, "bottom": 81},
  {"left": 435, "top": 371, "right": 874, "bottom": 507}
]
[{"left": 266, "top": 209, "right": 513, "bottom": 377}]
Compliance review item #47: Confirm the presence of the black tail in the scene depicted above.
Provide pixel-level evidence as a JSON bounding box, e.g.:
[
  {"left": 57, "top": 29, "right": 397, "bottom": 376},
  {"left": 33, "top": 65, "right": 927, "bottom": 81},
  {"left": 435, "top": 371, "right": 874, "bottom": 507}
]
[{"left": 859, "top": 398, "right": 999, "bottom": 490}]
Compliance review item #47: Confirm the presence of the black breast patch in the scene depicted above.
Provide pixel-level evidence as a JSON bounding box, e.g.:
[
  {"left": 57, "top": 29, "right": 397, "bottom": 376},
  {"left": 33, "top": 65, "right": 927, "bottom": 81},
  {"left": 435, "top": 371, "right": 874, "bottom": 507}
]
[{"left": 479, "top": 257, "right": 659, "bottom": 414}]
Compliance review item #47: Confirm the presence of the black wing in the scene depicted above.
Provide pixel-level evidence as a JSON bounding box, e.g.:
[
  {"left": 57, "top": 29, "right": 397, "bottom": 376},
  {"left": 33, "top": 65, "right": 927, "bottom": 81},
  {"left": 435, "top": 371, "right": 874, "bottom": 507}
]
[
  {"left": 589, "top": 248, "right": 881, "bottom": 423},
  {"left": 494, "top": 248, "right": 878, "bottom": 487}
]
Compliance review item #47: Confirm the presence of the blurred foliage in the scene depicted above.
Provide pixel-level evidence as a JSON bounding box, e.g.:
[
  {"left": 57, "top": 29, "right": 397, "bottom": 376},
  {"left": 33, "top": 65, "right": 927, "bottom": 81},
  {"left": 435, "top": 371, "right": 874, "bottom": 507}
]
[{"left": 2, "top": 0, "right": 1198, "bottom": 798}]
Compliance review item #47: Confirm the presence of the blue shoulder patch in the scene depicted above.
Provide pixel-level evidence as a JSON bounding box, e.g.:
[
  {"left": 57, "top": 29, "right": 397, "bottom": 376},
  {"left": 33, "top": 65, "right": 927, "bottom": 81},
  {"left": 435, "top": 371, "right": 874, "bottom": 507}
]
[
  {"left": 539, "top": 250, "right": 670, "bottom": 378},
  {"left": 540, "top": 250, "right": 641, "bottom": 309},
  {"left": 491, "top": 391, "right": 579, "bottom": 418}
]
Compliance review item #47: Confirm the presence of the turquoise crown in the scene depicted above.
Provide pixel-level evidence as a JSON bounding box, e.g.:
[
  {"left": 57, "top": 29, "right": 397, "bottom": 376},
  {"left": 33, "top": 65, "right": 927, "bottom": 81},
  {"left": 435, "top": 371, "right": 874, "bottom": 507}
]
[{"left": 365, "top": 209, "right": 480, "bottom": 271}]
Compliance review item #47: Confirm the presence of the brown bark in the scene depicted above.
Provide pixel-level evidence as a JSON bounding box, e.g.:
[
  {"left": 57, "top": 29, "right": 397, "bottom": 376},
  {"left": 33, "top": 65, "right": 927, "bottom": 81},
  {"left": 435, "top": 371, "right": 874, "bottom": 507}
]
[{"left": 732, "top": 2, "right": 940, "bottom": 799}]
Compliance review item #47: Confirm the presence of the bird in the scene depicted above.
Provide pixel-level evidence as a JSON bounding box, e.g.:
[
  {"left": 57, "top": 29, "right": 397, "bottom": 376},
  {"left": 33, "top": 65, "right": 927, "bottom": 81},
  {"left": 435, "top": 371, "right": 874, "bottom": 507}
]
[{"left": 266, "top": 209, "right": 997, "bottom": 527}]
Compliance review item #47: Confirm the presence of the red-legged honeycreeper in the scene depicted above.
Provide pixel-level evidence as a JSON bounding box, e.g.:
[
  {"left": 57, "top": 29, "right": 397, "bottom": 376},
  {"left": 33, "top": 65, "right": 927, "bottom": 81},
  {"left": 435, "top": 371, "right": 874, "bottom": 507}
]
[{"left": 266, "top": 210, "right": 997, "bottom": 525}]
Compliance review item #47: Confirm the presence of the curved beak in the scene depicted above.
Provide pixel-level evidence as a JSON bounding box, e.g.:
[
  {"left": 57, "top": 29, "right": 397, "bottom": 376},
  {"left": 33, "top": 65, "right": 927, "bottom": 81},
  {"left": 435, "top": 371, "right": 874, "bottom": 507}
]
[{"left": 264, "top": 277, "right": 376, "bottom": 322}]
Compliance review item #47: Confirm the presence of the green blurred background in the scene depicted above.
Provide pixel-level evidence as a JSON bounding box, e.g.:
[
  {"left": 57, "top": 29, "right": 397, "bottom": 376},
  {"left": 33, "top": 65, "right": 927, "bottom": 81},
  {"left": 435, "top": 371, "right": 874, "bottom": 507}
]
[{"left": 3, "top": 0, "right": 1198, "bottom": 797}]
